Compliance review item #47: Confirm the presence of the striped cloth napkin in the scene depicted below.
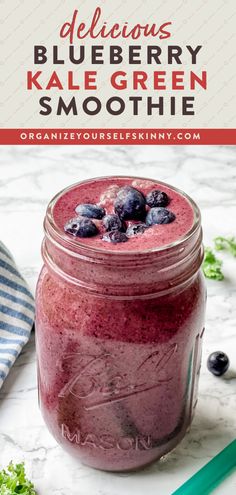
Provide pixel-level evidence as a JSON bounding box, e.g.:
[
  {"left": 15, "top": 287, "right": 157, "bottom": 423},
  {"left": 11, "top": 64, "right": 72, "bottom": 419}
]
[{"left": 0, "top": 241, "right": 35, "bottom": 388}]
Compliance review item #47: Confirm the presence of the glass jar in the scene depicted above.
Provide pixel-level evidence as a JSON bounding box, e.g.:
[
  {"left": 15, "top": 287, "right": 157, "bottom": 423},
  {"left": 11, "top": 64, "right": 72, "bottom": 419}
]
[{"left": 36, "top": 177, "right": 206, "bottom": 472}]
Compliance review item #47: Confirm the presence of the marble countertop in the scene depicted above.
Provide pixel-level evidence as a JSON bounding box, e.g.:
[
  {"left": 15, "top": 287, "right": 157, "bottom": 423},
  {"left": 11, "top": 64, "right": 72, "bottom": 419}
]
[{"left": 0, "top": 144, "right": 236, "bottom": 495}]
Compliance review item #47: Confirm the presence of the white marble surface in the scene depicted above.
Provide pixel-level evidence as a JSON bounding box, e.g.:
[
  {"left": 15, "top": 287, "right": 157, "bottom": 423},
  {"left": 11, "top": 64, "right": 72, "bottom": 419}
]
[{"left": 0, "top": 145, "right": 236, "bottom": 495}]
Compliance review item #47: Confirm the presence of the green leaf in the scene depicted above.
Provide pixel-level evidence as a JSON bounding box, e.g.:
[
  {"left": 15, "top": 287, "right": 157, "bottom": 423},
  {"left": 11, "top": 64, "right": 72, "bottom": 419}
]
[
  {"left": 0, "top": 463, "right": 37, "bottom": 495},
  {"left": 214, "top": 236, "right": 236, "bottom": 257},
  {"left": 202, "top": 247, "right": 224, "bottom": 281}
]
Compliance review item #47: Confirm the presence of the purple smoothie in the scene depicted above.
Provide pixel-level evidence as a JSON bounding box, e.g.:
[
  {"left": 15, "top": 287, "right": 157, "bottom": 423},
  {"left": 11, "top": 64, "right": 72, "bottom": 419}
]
[{"left": 36, "top": 176, "right": 205, "bottom": 471}]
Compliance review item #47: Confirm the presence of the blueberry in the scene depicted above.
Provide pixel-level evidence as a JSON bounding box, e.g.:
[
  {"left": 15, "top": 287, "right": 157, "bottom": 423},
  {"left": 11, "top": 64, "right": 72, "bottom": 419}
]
[
  {"left": 114, "top": 186, "right": 146, "bottom": 220},
  {"left": 64, "top": 217, "right": 98, "bottom": 238},
  {"left": 75, "top": 203, "right": 105, "bottom": 219},
  {"left": 102, "top": 231, "right": 128, "bottom": 244},
  {"left": 146, "top": 207, "right": 176, "bottom": 225},
  {"left": 207, "top": 351, "right": 230, "bottom": 376},
  {"left": 146, "top": 190, "right": 170, "bottom": 208},
  {"left": 126, "top": 223, "right": 148, "bottom": 237},
  {"left": 102, "top": 214, "right": 124, "bottom": 232}
]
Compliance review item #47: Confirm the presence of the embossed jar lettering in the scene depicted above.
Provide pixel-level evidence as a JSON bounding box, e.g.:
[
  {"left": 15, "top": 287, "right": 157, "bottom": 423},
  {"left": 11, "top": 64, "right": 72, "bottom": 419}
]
[{"left": 62, "top": 424, "right": 152, "bottom": 451}]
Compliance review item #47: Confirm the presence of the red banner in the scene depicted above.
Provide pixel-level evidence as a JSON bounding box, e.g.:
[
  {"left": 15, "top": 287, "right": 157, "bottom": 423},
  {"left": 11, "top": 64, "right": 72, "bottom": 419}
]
[{"left": 0, "top": 129, "right": 235, "bottom": 145}]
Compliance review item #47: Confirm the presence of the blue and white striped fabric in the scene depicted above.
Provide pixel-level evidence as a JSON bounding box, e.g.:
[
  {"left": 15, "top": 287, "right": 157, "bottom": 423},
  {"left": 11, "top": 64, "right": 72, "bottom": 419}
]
[{"left": 0, "top": 241, "right": 35, "bottom": 388}]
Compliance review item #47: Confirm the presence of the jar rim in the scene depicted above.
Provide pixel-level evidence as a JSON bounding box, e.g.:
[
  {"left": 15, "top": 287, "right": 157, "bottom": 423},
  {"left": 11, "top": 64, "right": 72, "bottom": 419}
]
[{"left": 45, "top": 175, "right": 201, "bottom": 258}]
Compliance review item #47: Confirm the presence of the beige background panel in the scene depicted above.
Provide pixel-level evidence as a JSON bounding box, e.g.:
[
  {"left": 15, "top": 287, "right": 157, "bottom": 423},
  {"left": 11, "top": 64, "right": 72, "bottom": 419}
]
[{"left": 1, "top": 0, "right": 236, "bottom": 128}]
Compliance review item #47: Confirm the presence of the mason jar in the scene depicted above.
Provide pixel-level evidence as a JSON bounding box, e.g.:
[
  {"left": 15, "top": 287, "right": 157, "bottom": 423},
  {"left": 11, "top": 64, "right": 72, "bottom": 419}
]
[{"left": 36, "top": 176, "right": 206, "bottom": 471}]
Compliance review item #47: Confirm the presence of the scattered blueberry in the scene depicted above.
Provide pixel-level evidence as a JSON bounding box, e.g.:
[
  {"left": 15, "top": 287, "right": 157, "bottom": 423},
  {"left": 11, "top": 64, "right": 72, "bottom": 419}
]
[
  {"left": 207, "top": 351, "right": 230, "bottom": 376},
  {"left": 126, "top": 223, "right": 148, "bottom": 237},
  {"left": 75, "top": 203, "right": 105, "bottom": 219},
  {"left": 146, "top": 207, "right": 176, "bottom": 226},
  {"left": 102, "top": 214, "right": 124, "bottom": 232},
  {"left": 102, "top": 231, "right": 128, "bottom": 244},
  {"left": 114, "top": 186, "right": 146, "bottom": 220},
  {"left": 146, "top": 190, "right": 170, "bottom": 208},
  {"left": 64, "top": 217, "right": 98, "bottom": 238}
]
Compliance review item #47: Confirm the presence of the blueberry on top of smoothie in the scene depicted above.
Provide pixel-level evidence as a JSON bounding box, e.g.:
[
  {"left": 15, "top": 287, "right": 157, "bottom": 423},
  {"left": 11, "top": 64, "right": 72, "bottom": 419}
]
[
  {"left": 103, "top": 214, "right": 124, "bottom": 232},
  {"left": 75, "top": 203, "right": 105, "bottom": 219},
  {"left": 114, "top": 186, "right": 146, "bottom": 220},
  {"left": 146, "top": 207, "right": 176, "bottom": 225},
  {"left": 102, "top": 231, "right": 128, "bottom": 244},
  {"left": 64, "top": 217, "right": 98, "bottom": 237},
  {"left": 126, "top": 223, "right": 148, "bottom": 237},
  {"left": 146, "top": 190, "right": 170, "bottom": 208}
]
